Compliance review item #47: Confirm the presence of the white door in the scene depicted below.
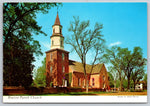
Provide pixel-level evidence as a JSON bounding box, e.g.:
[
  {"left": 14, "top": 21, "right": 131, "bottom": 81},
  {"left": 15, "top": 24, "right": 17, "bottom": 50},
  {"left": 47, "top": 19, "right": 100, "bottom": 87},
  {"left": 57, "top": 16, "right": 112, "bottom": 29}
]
[{"left": 65, "top": 80, "right": 67, "bottom": 87}]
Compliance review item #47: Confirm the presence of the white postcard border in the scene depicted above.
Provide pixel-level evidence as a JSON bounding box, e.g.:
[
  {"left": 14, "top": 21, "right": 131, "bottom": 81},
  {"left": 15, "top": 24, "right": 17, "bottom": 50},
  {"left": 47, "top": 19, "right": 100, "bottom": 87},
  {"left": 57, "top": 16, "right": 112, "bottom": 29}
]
[{"left": 3, "top": 96, "right": 147, "bottom": 103}]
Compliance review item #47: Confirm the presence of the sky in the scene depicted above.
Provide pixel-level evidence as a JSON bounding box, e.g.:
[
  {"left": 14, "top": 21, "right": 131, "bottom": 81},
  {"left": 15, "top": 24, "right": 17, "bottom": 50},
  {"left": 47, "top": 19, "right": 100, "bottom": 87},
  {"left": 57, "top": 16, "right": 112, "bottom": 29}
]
[{"left": 32, "top": 3, "right": 147, "bottom": 70}]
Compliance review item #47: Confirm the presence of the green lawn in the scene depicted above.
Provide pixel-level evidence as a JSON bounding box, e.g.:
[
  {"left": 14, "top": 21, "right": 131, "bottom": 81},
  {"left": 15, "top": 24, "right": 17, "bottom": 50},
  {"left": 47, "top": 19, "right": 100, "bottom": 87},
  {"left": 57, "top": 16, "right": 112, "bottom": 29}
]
[
  {"left": 4, "top": 91, "right": 110, "bottom": 96},
  {"left": 37, "top": 91, "right": 111, "bottom": 96},
  {"left": 4, "top": 91, "right": 147, "bottom": 96}
]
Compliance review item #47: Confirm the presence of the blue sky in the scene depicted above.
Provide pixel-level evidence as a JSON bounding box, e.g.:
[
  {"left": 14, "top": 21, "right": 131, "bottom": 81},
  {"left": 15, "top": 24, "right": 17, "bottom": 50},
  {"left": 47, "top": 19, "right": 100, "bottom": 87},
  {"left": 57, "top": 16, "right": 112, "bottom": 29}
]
[{"left": 33, "top": 3, "right": 147, "bottom": 70}]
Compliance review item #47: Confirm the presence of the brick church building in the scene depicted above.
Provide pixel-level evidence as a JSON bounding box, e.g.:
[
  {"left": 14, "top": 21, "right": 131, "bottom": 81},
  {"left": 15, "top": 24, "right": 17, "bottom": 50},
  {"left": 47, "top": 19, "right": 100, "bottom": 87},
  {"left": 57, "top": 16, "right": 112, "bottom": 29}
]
[{"left": 45, "top": 13, "right": 110, "bottom": 89}]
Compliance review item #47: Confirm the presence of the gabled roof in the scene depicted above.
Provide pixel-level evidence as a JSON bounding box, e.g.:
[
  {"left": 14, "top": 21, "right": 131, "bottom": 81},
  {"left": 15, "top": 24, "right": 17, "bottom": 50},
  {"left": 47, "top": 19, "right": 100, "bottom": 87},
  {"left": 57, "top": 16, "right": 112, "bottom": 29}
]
[
  {"left": 54, "top": 13, "right": 60, "bottom": 25},
  {"left": 69, "top": 60, "right": 104, "bottom": 74}
]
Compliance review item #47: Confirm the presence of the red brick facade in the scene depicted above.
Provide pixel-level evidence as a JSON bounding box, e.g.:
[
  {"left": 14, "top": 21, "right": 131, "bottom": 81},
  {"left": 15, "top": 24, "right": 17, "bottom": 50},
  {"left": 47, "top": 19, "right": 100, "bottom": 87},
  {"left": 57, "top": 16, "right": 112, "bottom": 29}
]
[
  {"left": 71, "top": 72, "right": 90, "bottom": 87},
  {"left": 69, "top": 63, "right": 110, "bottom": 89},
  {"left": 46, "top": 51, "right": 110, "bottom": 89},
  {"left": 99, "top": 65, "right": 109, "bottom": 89},
  {"left": 46, "top": 49, "right": 69, "bottom": 87}
]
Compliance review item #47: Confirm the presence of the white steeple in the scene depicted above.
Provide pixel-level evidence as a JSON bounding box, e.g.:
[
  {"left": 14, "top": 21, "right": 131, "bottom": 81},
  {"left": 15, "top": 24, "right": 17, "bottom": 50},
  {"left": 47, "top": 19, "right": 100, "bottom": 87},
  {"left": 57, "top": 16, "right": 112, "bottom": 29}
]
[{"left": 50, "top": 13, "right": 64, "bottom": 50}]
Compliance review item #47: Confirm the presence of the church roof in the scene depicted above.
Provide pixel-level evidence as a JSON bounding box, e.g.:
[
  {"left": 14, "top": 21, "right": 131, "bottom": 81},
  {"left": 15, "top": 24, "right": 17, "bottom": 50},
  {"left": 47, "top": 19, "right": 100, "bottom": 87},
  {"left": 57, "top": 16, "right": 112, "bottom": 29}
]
[
  {"left": 69, "top": 60, "right": 104, "bottom": 74},
  {"left": 54, "top": 13, "right": 61, "bottom": 25}
]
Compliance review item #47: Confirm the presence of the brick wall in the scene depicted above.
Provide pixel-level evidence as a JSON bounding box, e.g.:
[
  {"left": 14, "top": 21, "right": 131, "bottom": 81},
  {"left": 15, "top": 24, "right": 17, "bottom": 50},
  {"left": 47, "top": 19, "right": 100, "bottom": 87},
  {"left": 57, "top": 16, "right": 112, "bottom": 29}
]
[
  {"left": 46, "top": 50, "right": 58, "bottom": 87},
  {"left": 46, "top": 49, "right": 69, "bottom": 87},
  {"left": 90, "top": 74, "right": 100, "bottom": 88},
  {"left": 99, "top": 65, "right": 110, "bottom": 89},
  {"left": 72, "top": 72, "right": 90, "bottom": 88},
  {"left": 57, "top": 50, "right": 69, "bottom": 86},
  {"left": 71, "top": 65, "right": 110, "bottom": 89}
]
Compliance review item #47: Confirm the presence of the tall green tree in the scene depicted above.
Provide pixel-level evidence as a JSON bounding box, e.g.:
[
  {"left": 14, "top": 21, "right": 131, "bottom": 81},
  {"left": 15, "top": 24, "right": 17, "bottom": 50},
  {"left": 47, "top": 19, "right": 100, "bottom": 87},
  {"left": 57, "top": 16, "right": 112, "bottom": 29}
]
[
  {"left": 103, "top": 46, "right": 125, "bottom": 91},
  {"left": 33, "top": 58, "right": 46, "bottom": 87},
  {"left": 143, "top": 73, "right": 147, "bottom": 90},
  {"left": 108, "top": 66, "right": 119, "bottom": 90},
  {"left": 66, "top": 16, "right": 105, "bottom": 93},
  {"left": 3, "top": 3, "right": 59, "bottom": 87},
  {"left": 131, "top": 67, "right": 145, "bottom": 91},
  {"left": 117, "top": 47, "right": 132, "bottom": 90},
  {"left": 120, "top": 47, "right": 146, "bottom": 90},
  {"left": 103, "top": 46, "right": 146, "bottom": 91},
  {"left": 143, "top": 73, "right": 147, "bottom": 83},
  {"left": 107, "top": 72, "right": 114, "bottom": 88},
  {"left": 122, "top": 79, "right": 128, "bottom": 89}
]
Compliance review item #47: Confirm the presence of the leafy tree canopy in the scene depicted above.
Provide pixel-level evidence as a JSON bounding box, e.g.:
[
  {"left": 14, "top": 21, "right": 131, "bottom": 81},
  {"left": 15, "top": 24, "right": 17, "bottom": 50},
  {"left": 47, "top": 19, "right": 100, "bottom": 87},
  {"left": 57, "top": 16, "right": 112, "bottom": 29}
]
[
  {"left": 103, "top": 46, "right": 146, "bottom": 91},
  {"left": 3, "top": 3, "right": 60, "bottom": 87}
]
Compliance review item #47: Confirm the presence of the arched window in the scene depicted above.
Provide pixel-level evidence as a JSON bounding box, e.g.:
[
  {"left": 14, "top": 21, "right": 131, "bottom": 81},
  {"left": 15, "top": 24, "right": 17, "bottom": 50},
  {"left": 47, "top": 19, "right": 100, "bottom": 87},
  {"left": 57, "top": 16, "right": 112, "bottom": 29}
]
[
  {"left": 62, "top": 66, "right": 65, "bottom": 73},
  {"left": 53, "top": 28, "right": 55, "bottom": 33},
  {"left": 103, "top": 75, "right": 105, "bottom": 81},
  {"left": 61, "top": 40, "right": 63, "bottom": 47},
  {"left": 103, "top": 83, "right": 106, "bottom": 88},
  {"left": 92, "top": 78, "right": 95, "bottom": 86},
  {"left": 60, "top": 29, "right": 62, "bottom": 34},
  {"left": 62, "top": 79, "right": 65, "bottom": 86},
  {"left": 62, "top": 53, "right": 65, "bottom": 60},
  {"left": 78, "top": 78, "right": 81, "bottom": 86},
  {"left": 50, "top": 66, "right": 52, "bottom": 73},
  {"left": 52, "top": 40, "right": 54, "bottom": 46}
]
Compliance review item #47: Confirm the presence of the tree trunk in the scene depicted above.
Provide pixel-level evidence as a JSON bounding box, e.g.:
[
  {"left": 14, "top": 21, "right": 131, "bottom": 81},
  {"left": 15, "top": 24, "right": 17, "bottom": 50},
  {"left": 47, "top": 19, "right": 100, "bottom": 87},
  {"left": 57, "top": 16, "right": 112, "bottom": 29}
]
[
  {"left": 82, "top": 59, "right": 88, "bottom": 93},
  {"left": 127, "top": 75, "right": 130, "bottom": 91},
  {"left": 127, "top": 78, "right": 130, "bottom": 91},
  {"left": 119, "top": 75, "right": 122, "bottom": 91},
  {"left": 9, "top": 41, "right": 14, "bottom": 86},
  {"left": 114, "top": 80, "right": 116, "bottom": 92},
  {"left": 120, "top": 81, "right": 122, "bottom": 91},
  {"left": 133, "top": 80, "right": 136, "bottom": 91},
  {"left": 86, "top": 75, "right": 88, "bottom": 93}
]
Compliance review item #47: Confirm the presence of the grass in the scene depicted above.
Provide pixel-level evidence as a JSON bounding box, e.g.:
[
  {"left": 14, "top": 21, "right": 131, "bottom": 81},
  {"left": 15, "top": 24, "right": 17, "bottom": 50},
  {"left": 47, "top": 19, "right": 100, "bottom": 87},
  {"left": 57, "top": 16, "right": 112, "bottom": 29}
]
[
  {"left": 39, "top": 91, "right": 113, "bottom": 96},
  {"left": 37, "top": 91, "right": 108, "bottom": 96},
  {"left": 4, "top": 91, "right": 110, "bottom": 96},
  {"left": 4, "top": 90, "right": 147, "bottom": 96}
]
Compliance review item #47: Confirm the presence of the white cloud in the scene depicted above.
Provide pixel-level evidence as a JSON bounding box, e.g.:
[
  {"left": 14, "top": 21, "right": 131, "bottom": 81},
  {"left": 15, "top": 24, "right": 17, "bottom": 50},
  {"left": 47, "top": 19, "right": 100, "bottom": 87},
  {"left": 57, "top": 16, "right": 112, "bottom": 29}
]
[{"left": 109, "top": 41, "right": 122, "bottom": 47}]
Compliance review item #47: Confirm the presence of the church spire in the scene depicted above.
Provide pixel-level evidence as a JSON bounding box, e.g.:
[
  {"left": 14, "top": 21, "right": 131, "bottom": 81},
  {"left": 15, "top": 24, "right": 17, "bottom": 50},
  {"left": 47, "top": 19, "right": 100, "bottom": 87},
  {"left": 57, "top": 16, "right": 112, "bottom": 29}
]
[
  {"left": 51, "top": 13, "right": 64, "bottom": 50},
  {"left": 54, "top": 13, "right": 61, "bottom": 25}
]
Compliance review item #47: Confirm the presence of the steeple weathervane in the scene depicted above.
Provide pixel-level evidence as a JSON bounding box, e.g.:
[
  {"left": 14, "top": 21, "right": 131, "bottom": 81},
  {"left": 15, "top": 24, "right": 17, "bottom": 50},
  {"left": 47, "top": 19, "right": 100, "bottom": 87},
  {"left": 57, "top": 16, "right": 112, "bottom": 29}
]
[{"left": 57, "top": 6, "right": 58, "bottom": 14}]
